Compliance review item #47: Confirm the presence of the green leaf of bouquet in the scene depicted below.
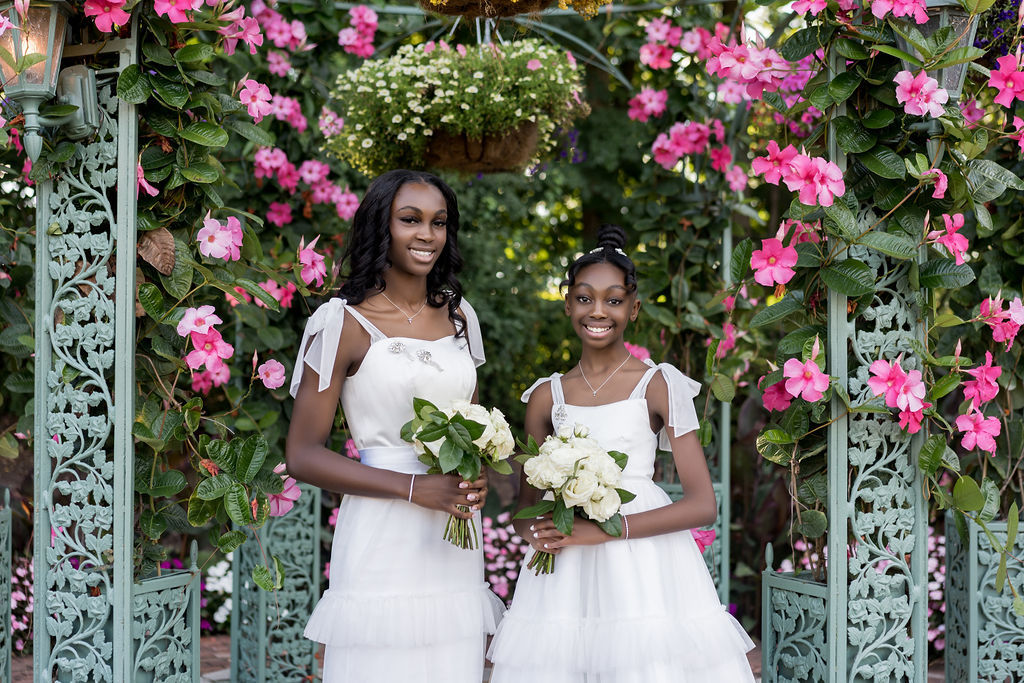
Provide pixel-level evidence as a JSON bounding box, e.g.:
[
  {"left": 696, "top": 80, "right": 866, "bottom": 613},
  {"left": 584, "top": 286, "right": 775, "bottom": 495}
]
[
  {"left": 447, "top": 422, "right": 474, "bottom": 452},
  {"left": 827, "top": 72, "right": 862, "bottom": 104},
  {"left": 795, "top": 510, "right": 827, "bottom": 539},
  {"left": 438, "top": 439, "right": 461, "bottom": 473},
  {"left": 730, "top": 238, "right": 753, "bottom": 281},
  {"left": 489, "top": 459, "right": 514, "bottom": 476},
  {"left": 456, "top": 452, "right": 481, "bottom": 482},
  {"left": 953, "top": 476, "right": 985, "bottom": 512},
  {"left": 710, "top": 373, "right": 735, "bottom": 402},
  {"left": 217, "top": 530, "right": 247, "bottom": 554},
  {"left": 857, "top": 232, "right": 917, "bottom": 260},
  {"left": 180, "top": 122, "right": 230, "bottom": 148},
  {"left": 237, "top": 435, "right": 269, "bottom": 483},
  {"left": 820, "top": 259, "right": 876, "bottom": 297},
  {"left": 516, "top": 434, "right": 540, "bottom": 455},
  {"left": 252, "top": 564, "right": 276, "bottom": 592},
  {"left": 928, "top": 372, "right": 961, "bottom": 401},
  {"left": 919, "top": 259, "right": 976, "bottom": 289},
  {"left": 224, "top": 483, "right": 253, "bottom": 526},
  {"left": 417, "top": 424, "right": 448, "bottom": 444},
  {"left": 413, "top": 397, "right": 439, "bottom": 415},
  {"left": 918, "top": 435, "right": 946, "bottom": 477},
  {"left": 858, "top": 146, "right": 907, "bottom": 179},
  {"left": 607, "top": 450, "right": 629, "bottom": 470},
  {"left": 514, "top": 500, "right": 555, "bottom": 519},
  {"left": 553, "top": 498, "right": 574, "bottom": 536},
  {"left": 862, "top": 110, "right": 895, "bottom": 129},
  {"left": 750, "top": 294, "right": 802, "bottom": 328},
  {"left": 451, "top": 414, "right": 485, "bottom": 440},
  {"left": 597, "top": 515, "right": 623, "bottom": 537},
  {"left": 617, "top": 488, "right": 636, "bottom": 504}
]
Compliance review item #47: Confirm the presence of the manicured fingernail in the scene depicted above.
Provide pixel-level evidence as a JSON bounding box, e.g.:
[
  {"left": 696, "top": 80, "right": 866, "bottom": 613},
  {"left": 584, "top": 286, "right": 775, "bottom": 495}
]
[
  {"left": 529, "top": 525, "right": 535, "bottom": 531},
  {"left": 467, "top": 494, "right": 477, "bottom": 501},
  {"left": 459, "top": 482, "right": 467, "bottom": 488},
  {"left": 533, "top": 533, "right": 538, "bottom": 539},
  {"left": 543, "top": 544, "right": 549, "bottom": 549}
]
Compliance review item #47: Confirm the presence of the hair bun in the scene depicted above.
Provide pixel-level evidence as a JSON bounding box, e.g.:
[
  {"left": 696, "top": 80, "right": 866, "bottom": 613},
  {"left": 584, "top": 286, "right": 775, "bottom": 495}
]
[{"left": 596, "top": 223, "right": 627, "bottom": 251}]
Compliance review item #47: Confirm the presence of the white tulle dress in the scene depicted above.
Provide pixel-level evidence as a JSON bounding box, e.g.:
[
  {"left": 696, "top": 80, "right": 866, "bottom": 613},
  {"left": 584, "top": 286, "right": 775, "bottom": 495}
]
[
  {"left": 289, "top": 297, "right": 505, "bottom": 683},
  {"left": 487, "top": 362, "right": 755, "bottom": 683}
]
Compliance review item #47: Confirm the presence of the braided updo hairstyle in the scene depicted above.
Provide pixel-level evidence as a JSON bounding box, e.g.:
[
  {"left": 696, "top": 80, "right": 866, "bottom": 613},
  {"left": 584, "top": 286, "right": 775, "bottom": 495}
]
[
  {"left": 337, "top": 169, "right": 466, "bottom": 335},
  {"left": 564, "top": 224, "right": 638, "bottom": 293}
]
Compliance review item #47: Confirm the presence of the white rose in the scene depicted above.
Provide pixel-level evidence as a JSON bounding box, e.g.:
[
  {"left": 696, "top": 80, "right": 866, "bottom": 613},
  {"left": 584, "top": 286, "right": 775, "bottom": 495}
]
[
  {"left": 583, "top": 487, "right": 621, "bottom": 522},
  {"left": 573, "top": 423, "right": 590, "bottom": 438},
  {"left": 486, "top": 409, "right": 514, "bottom": 460},
  {"left": 562, "top": 470, "right": 600, "bottom": 509},
  {"left": 524, "top": 454, "right": 566, "bottom": 490},
  {"left": 546, "top": 445, "right": 581, "bottom": 474},
  {"left": 555, "top": 423, "right": 573, "bottom": 440},
  {"left": 581, "top": 452, "right": 622, "bottom": 487}
]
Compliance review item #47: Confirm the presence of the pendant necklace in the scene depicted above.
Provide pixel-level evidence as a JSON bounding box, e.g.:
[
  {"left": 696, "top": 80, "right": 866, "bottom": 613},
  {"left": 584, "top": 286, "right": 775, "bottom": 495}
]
[
  {"left": 578, "top": 354, "right": 631, "bottom": 397},
  {"left": 380, "top": 291, "right": 427, "bottom": 324}
]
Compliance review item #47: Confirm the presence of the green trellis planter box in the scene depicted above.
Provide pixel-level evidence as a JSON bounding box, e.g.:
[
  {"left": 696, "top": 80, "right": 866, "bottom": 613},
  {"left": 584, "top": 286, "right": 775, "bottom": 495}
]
[
  {"left": 945, "top": 509, "right": 1024, "bottom": 682},
  {"left": 761, "top": 557, "right": 830, "bottom": 683}
]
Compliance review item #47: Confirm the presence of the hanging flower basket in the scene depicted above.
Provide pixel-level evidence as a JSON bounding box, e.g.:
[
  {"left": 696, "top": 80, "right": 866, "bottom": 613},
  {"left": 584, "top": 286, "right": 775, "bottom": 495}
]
[
  {"left": 325, "top": 39, "right": 590, "bottom": 177},
  {"left": 418, "top": 0, "right": 554, "bottom": 19},
  {"left": 423, "top": 121, "right": 539, "bottom": 173}
]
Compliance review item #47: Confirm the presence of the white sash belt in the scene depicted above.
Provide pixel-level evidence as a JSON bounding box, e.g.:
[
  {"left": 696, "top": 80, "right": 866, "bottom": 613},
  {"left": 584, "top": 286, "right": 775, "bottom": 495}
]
[{"left": 358, "top": 446, "right": 429, "bottom": 475}]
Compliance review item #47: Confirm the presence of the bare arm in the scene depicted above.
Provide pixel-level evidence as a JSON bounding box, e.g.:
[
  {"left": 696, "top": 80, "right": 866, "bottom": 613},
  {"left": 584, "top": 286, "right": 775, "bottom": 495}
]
[{"left": 285, "top": 312, "right": 485, "bottom": 518}]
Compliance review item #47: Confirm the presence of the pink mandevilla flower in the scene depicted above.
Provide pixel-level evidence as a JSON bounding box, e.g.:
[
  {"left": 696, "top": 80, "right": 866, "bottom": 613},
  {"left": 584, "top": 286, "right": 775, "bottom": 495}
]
[
  {"left": 177, "top": 305, "right": 223, "bottom": 337},
  {"left": 752, "top": 141, "right": 799, "bottom": 185},
  {"left": 963, "top": 351, "right": 1002, "bottom": 406},
  {"left": 955, "top": 410, "right": 1001, "bottom": 454},
  {"left": 716, "top": 322, "right": 737, "bottom": 359},
  {"left": 258, "top": 359, "right": 287, "bottom": 390},
  {"left": 624, "top": 342, "right": 651, "bottom": 361},
  {"left": 867, "top": 358, "right": 908, "bottom": 408},
  {"left": 298, "top": 235, "right": 327, "bottom": 287},
  {"left": 750, "top": 238, "right": 798, "bottom": 287},
  {"left": 691, "top": 529, "right": 716, "bottom": 553},
  {"left": 894, "top": 369, "right": 926, "bottom": 412},
  {"left": 153, "top": 0, "right": 198, "bottom": 24},
  {"left": 783, "top": 356, "right": 830, "bottom": 402},
  {"left": 926, "top": 213, "right": 968, "bottom": 265},
  {"left": 185, "top": 329, "right": 234, "bottom": 371},
  {"left": 725, "top": 165, "right": 748, "bottom": 192},
  {"left": 137, "top": 163, "right": 159, "bottom": 198},
  {"left": 84, "top": 0, "right": 131, "bottom": 33},
  {"left": 239, "top": 79, "right": 273, "bottom": 123},
  {"left": 761, "top": 380, "right": 792, "bottom": 412},
  {"left": 923, "top": 168, "right": 947, "bottom": 199},
  {"left": 894, "top": 70, "right": 949, "bottom": 118},
  {"left": 268, "top": 463, "right": 302, "bottom": 516},
  {"left": 988, "top": 55, "right": 1024, "bottom": 108},
  {"left": 267, "top": 201, "right": 293, "bottom": 227}
]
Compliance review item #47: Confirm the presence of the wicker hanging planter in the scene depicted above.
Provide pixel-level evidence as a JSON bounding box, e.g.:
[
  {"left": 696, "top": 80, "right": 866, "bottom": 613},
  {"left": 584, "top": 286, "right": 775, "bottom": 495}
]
[
  {"left": 423, "top": 121, "right": 539, "bottom": 174},
  {"left": 418, "top": 0, "right": 554, "bottom": 18}
]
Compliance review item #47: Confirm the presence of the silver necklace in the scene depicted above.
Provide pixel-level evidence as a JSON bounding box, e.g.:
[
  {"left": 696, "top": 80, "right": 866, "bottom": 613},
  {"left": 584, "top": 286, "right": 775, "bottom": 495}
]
[
  {"left": 379, "top": 291, "right": 427, "bottom": 324},
  {"left": 578, "top": 354, "right": 631, "bottom": 397}
]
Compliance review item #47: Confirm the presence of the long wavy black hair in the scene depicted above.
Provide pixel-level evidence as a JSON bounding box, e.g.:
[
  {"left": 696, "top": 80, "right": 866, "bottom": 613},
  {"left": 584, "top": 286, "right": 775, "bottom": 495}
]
[
  {"left": 563, "top": 223, "right": 638, "bottom": 293},
  {"left": 338, "top": 169, "right": 466, "bottom": 335}
]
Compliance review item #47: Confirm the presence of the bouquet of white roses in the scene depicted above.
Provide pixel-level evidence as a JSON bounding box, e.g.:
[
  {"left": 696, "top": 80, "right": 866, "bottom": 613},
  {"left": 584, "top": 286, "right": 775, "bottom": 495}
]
[
  {"left": 401, "top": 398, "right": 515, "bottom": 548},
  {"left": 514, "top": 424, "right": 635, "bottom": 574}
]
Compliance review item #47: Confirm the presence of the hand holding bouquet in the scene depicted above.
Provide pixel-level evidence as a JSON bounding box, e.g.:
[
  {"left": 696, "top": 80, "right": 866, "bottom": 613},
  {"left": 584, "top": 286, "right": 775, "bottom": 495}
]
[
  {"left": 514, "top": 424, "right": 635, "bottom": 574},
  {"left": 401, "top": 398, "right": 515, "bottom": 548}
]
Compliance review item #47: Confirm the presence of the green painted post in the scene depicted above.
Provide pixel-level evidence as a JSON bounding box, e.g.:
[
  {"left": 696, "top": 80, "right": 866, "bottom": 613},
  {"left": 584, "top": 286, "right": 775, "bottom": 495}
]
[
  {"left": 1, "top": 488, "right": 10, "bottom": 683},
  {"left": 720, "top": 223, "right": 732, "bottom": 608}
]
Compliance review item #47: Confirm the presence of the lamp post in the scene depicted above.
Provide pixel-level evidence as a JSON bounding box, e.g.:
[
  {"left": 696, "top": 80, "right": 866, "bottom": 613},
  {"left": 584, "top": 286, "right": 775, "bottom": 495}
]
[{"left": 0, "top": 0, "right": 98, "bottom": 161}]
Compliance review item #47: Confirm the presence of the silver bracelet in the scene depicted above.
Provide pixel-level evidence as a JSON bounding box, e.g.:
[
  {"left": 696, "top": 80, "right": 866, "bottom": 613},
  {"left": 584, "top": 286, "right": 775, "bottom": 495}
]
[
  {"left": 407, "top": 474, "right": 416, "bottom": 503},
  {"left": 622, "top": 514, "right": 630, "bottom": 540}
]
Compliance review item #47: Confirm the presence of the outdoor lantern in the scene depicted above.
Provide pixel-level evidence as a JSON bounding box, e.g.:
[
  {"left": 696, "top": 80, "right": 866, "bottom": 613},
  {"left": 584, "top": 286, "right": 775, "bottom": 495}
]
[
  {"left": 0, "top": 0, "right": 98, "bottom": 161},
  {"left": 894, "top": 0, "right": 980, "bottom": 103}
]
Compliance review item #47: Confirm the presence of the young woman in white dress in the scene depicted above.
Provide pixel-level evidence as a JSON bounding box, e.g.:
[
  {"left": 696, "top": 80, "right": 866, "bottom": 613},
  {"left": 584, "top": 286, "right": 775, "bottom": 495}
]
[
  {"left": 488, "top": 224, "right": 755, "bottom": 682},
  {"left": 286, "top": 169, "right": 504, "bottom": 683}
]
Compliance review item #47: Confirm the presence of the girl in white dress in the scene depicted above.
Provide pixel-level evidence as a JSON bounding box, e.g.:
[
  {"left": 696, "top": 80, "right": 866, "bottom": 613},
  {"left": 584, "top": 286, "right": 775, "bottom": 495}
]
[
  {"left": 488, "top": 224, "right": 755, "bottom": 682},
  {"left": 286, "top": 169, "right": 504, "bottom": 683}
]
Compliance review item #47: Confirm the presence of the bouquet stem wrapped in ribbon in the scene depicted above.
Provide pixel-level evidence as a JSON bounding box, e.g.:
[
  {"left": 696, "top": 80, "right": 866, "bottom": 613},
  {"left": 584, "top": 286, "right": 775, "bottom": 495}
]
[
  {"left": 401, "top": 398, "right": 515, "bottom": 549},
  {"left": 514, "top": 424, "right": 635, "bottom": 574}
]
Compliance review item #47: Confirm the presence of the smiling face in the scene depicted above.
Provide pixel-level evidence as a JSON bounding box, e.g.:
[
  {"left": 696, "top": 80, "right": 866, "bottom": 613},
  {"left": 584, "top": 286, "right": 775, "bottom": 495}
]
[
  {"left": 565, "top": 262, "right": 640, "bottom": 349},
  {"left": 386, "top": 182, "right": 448, "bottom": 277}
]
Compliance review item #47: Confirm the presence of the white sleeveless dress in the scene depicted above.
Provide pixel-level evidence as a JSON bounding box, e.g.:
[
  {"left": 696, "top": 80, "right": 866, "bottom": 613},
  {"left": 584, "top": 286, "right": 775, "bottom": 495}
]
[
  {"left": 289, "top": 297, "right": 505, "bottom": 683},
  {"left": 487, "top": 362, "right": 755, "bottom": 683}
]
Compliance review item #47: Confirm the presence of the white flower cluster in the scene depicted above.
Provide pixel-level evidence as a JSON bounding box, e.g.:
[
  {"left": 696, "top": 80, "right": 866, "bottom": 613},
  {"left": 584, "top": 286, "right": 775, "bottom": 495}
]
[
  {"left": 412, "top": 399, "right": 515, "bottom": 464},
  {"left": 523, "top": 424, "right": 624, "bottom": 522}
]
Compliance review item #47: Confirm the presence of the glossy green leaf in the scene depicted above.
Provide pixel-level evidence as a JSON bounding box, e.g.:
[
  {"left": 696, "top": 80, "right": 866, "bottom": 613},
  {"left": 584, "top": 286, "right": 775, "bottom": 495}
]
[
  {"left": 224, "top": 483, "right": 253, "bottom": 526},
  {"left": 180, "top": 122, "right": 230, "bottom": 148},
  {"left": 823, "top": 200, "right": 859, "bottom": 241},
  {"left": 834, "top": 38, "right": 870, "bottom": 60},
  {"left": 833, "top": 116, "right": 877, "bottom": 154},
  {"left": 780, "top": 25, "right": 836, "bottom": 61},
  {"left": 919, "top": 259, "right": 976, "bottom": 289},
  {"left": 252, "top": 564, "right": 276, "bottom": 591},
  {"left": 918, "top": 435, "right": 946, "bottom": 477},
  {"left": 828, "top": 72, "right": 862, "bottom": 103},
  {"left": 859, "top": 146, "right": 907, "bottom": 179},
  {"left": 179, "top": 163, "right": 220, "bottom": 183},
  {"left": 196, "top": 473, "right": 236, "bottom": 500},
  {"left": 872, "top": 44, "right": 923, "bottom": 66},
  {"left": 730, "top": 238, "right": 753, "bottom": 281},
  {"left": 710, "top": 373, "right": 735, "bottom": 402},
  {"left": 750, "top": 294, "right": 803, "bottom": 328},
  {"left": 175, "top": 43, "right": 215, "bottom": 64},
  {"left": 553, "top": 498, "right": 574, "bottom": 536},
  {"left": 862, "top": 110, "right": 895, "bottom": 129},
  {"left": 820, "top": 259, "right": 876, "bottom": 297},
  {"left": 224, "top": 118, "right": 276, "bottom": 147},
  {"left": 236, "top": 278, "right": 280, "bottom": 311},
  {"left": 151, "top": 75, "right": 189, "bottom": 108},
  {"left": 929, "top": 372, "right": 961, "bottom": 401},
  {"left": 795, "top": 510, "right": 827, "bottom": 538},
  {"left": 858, "top": 232, "right": 917, "bottom": 260},
  {"left": 139, "top": 510, "right": 168, "bottom": 540},
  {"left": 237, "top": 435, "right": 269, "bottom": 483},
  {"left": 952, "top": 476, "right": 984, "bottom": 512},
  {"left": 218, "top": 530, "right": 247, "bottom": 553},
  {"left": 117, "top": 64, "right": 152, "bottom": 104},
  {"left": 967, "top": 159, "right": 1024, "bottom": 191},
  {"left": 137, "top": 283, "right": 166, "bottom": 320}
]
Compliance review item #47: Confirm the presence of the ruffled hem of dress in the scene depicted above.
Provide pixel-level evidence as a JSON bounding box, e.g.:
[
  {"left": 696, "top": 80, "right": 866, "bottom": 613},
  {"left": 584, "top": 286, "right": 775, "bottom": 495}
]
[
  {"left": 486, "top": 604, "right": 753, "bottom": 672},
  {"left": 304, "top": 584, "right": 504, "bottom": 646}
]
